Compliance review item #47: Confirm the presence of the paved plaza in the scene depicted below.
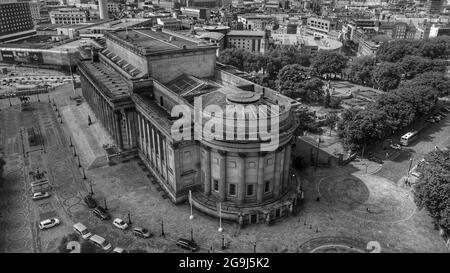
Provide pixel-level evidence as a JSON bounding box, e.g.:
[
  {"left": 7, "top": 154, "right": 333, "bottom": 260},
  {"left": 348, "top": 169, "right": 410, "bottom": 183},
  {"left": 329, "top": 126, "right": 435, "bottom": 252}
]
[{"left": 0, "top": 84, "right": 448, "bottom": 253}]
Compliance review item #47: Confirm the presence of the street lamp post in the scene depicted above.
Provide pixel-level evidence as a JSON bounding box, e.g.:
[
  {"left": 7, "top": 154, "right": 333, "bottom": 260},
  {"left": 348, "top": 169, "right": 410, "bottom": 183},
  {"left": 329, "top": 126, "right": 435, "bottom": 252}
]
[
  {"left": 218, "top": 202, "right": 223, "bottom": 233},
  {"left": 73, "top": 146, "right": 77, "bottom": 157},
  {"left": 406, "top": 157, "right": 413, "bottom": 185},
  {"left": 314, "top": 137, "right": 320, "bottom": 172},
  {"left": 77, "top": 156, "right": 82, "bottom": 168},
  {"left": 127, "top": 211, "right": 132, "bottom": 225},
  {"left": 161, "top": 218, "right": 165, "bottom": 237},
  {"left": 36, "top": 92, "right": 40, "bottom": 102},
  {"left": 104, "top": 198, "right": 108, "bottom": 210},
  {"left": 189, "top": 190, "right": 194, "bottom": 220},
  {"left": 8, "top": 95, "right": 12, "bottom": 107},
  {"left": 253, "top": 242, "right": 256, "bottom": 253},
  {"left": 190, "top": 227, "right": 194, "bottom": 242},
  {"left": 69, "top": 137, "right": 73, "bottom": 147},
  {"left": 89, "top": 180, "right": 93, "bottom": 194}
]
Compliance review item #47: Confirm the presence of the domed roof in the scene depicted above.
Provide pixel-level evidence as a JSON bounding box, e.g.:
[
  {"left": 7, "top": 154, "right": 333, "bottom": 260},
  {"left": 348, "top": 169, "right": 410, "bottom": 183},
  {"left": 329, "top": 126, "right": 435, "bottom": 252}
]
[{"left": 226, "top": 91, "right": 261, "bottom": 104}]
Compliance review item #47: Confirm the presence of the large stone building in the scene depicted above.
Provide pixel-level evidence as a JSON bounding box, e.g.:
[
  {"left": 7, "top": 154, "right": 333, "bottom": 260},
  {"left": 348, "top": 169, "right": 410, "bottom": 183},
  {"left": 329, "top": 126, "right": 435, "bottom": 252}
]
[{"left": 78, "top": 28, "right": 300, "bottom": 225}]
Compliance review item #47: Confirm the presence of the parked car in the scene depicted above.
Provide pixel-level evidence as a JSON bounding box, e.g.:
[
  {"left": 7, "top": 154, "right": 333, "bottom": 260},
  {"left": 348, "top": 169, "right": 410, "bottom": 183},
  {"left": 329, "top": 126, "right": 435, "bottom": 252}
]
[
  {"left": 73, "top": 222, "right": 92, "bottom": 240},
  {"left": 113, "top": 218, "right": 129, "bottom": 230},
  {"left": 426, "top": 117, "right": 437, "bottom": 123},
  {"left": 176, "top": 238, "right": 199, "bottom": 252},
  {"left": 30, "top": 180, "right": 49, "bottom": 187},
  {"left": 92, "top": 207, "right": 110, "bottom": 220},
  {"left": 132, "top": 227, "right": 152, "bottom": 238},
  {"left": 32, "top": 191, "right": 50, "bottom": 201},
  {"left": 389, "top": 143, "right": 402, "bottom": 150},
  {"left": 89, "top": 234, "right": 112, "bottom": 251},
  {"left": 113, "top": 247, "right": 128, "bottom": 253},
  {"left": 436, "top": 112, "right": 447, "bottom": 118},
  {"left": 39, "top": 218, "right": 60, "bottom": 230},
  {"left": 83, "top": 195, "right": 97, "bottom": 208},
  {"left": 368, "top": 155, "right": 383, "bottom": 164}
]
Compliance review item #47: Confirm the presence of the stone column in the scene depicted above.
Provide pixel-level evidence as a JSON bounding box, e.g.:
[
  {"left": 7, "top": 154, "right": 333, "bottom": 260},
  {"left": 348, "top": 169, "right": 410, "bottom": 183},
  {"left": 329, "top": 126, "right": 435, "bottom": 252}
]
[
  {"left": 273, "top": 147, "right": 283, "bottom": 199},
  {"left": 256, "top": 152, "right": 267, "bottom": 202},
  {"left": 238, "top": 153, "right": 246, "bottom": 205},
  {"left": 203, "top": 146, "right": 211, "bottom": 195},
  {"left": 218, "top": 150, "right": 227, "bottom": 202},
  {"left": 115, "top": 112, "right": 123, "bottom": 150}
]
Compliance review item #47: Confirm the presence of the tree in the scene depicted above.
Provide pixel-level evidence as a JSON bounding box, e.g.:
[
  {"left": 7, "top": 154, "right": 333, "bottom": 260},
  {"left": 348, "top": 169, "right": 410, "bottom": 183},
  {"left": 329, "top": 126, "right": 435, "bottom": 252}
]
[
  {"left": 303, "top": 78, "right": 325, "bottom": 102},
  {"left": 374, "top": 92, "right": 416, "bottom": 134},
  {"left": 347, "top": 56, "right": 375, "bottom": 86},
  {"left": 324, "top": 113, "right": 339, "bottom": 136},
  {"left": 399, "top": 55, "right": 446, "bottom": 78},
  {"left": 414, "top": 150, "right": 450, "bottom": 232},
  {"left": 417, "top": 36, "right": 450, "bottom": 59},
  {"left": 376, "top": 39, "right": 419, "bottom": 62},
  {"left": 323, "top": 90, "right": 331, "bottom": 108},
  {"left": 401, "top": 72, "right": 450, "bottom": 97},
  {"left": 394, "top": 85, "right": 438, "bottom": 116},
  {"left": 311, "top": 51, "right": 348, "bottom": 79},
  {"left": 371, "top": 62, "right": 402, "bottom": 91},
  {"left": 276, "top": 64, "right": 310, "bottom": 97},
  {"left": 295, "top": 107, "right": 322, "bottom": 134},
  {"left": 217, "top": 48, "right": 247, "bottom": 70}
]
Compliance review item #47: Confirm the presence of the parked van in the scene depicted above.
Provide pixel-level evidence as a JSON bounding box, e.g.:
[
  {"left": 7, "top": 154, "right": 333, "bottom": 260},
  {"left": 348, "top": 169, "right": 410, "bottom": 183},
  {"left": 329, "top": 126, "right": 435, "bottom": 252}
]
[
  {"left": 73, "top": 223, "right": 92, "bottom": 240},
  {"left": 89, "top": 234, "right": 112, "bottom": 251}
]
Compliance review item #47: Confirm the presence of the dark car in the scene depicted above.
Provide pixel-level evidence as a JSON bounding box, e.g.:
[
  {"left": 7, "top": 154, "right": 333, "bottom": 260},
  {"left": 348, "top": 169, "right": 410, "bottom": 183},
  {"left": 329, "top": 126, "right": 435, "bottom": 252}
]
[
  {"left": 176, "top": 238, "right": 199, "bottom": 252},
  {"left": 83, "top": 195, "right": 97, "bottom": 208},
  {"left": 132, "top": 227, "right": 152, "bottom": 238},
  {"left": 368, "top": 156, "right": 383, "bottom": 164},
  {"left": 92, "top": 207, "right": 110, "bottom": 220}
]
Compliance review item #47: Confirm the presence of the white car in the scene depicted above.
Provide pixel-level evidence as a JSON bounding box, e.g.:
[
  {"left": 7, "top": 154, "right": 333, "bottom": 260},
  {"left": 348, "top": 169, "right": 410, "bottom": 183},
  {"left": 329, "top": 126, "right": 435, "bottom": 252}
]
[
  {"left": 39, "top": 218, "right": 60, "bottom": 230},
  {"left": 113, "top": 247, "right": 128, "bottom": 253},
  {"left": 390, "top": 143, "right": 402, "bottom": 150},
  {"left": 113, "top": 218, "right": 129, "bottom": 230},
  {"left": 32, "top": 191, "right": 50, "bottom": 200}
]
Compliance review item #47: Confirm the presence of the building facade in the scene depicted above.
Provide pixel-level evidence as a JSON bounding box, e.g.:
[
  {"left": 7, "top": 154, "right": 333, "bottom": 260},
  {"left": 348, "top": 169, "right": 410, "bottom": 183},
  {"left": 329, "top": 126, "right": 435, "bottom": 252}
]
[
  {"left": 49, "top": 8, "right": 92, "bottom": 24},
  {"left": 0, "top": 1, "right": 35, "bottom": 42},
  {"left": 226, "top": 30, "right": 268, "bottom": 53},
  {"left": 78, "top": 28, "right": 300, "bottom": 225}
]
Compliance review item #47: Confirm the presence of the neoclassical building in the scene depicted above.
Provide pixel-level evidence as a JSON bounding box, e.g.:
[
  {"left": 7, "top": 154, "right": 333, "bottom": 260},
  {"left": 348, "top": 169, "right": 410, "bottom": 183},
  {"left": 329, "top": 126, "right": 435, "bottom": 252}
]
[{"left": 79, "top": 27, "right": 300, "bottom": 225}]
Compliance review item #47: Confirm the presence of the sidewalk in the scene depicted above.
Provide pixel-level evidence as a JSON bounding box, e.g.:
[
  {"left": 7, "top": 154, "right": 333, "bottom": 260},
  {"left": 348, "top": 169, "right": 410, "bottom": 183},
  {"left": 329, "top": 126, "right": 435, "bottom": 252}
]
[{"left": 60, "top": 101, "right": 113, "bottom": 169}]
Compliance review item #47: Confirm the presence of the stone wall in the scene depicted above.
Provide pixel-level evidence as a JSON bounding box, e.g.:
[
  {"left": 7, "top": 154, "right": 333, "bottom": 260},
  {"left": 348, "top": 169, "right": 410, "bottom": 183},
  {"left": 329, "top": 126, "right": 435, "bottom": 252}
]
[{"left": 148, "top": 49, "right": 216, "bottom": 83}]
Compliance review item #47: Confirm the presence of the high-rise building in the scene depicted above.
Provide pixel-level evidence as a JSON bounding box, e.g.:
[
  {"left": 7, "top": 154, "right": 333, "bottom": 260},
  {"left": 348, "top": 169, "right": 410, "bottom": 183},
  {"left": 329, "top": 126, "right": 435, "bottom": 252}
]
[
  {"left": 98, "top": 0, "right": 107, "bottom": 19},
  {"left": 0, "top": 0, "right": 35, "bottom": 42}
]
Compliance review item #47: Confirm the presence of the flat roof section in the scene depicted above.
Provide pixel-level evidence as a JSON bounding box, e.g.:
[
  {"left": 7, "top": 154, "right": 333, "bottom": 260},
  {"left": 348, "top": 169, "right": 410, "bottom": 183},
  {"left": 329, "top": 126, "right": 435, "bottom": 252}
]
[{"left": 112, "top": 29, "right": 201, "bottom": 54}]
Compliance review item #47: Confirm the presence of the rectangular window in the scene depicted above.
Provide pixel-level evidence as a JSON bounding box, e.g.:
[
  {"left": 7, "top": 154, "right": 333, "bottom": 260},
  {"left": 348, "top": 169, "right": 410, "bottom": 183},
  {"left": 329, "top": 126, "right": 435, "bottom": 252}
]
[
  {"left": 213, "top": 180, "right": 219, "bottom": 191},
  {"left": 229, "top": 184, "right": 236, "bottom": 196},
  {"left": 229, "top": 161, "right": 236, "bottom": 168},
  {"left": 246, "top": 184, "right": 254, "bottom": 196},
  {"left": 248, "top": 161, "right": 256, "bottom": 168},
  {"left": 264, "top": 181, "right": 270, "bottom": 193},
  {"left": 266, "top": 158, "right": 273, "bottom": 166}
]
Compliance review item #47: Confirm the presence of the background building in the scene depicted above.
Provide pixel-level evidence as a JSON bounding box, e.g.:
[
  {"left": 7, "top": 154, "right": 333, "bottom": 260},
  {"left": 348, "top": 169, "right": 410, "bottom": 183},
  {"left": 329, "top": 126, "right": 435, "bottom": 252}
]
[{"left": 0, "top": 0, "right": 35, "bottom": 42}]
